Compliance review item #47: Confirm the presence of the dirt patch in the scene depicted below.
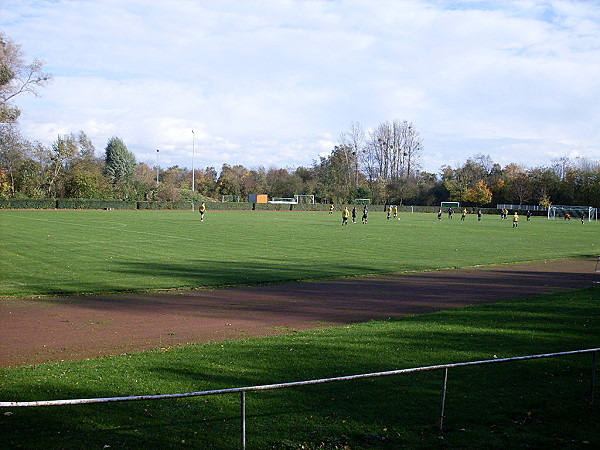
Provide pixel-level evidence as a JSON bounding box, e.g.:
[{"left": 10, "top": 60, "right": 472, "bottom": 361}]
[{"left": 0, "top": 258, "right": 596, "bottom": 367}]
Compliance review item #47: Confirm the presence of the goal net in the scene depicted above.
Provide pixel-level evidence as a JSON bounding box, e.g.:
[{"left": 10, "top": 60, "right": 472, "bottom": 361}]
[
  {"left": 294, "top": 195, "right": 315, "bottom": 204},
  {"left": 222, "top": 195, "right": 240, "bottom": 202},
  {"left": 353, "top": 198, "right": 371, "bottom": 205},
  {"left": 548, "top": 205, "right": 597, "bottom": 221},
  {"left": 440, "top": 202, "right": 460, "bottom": 208}
]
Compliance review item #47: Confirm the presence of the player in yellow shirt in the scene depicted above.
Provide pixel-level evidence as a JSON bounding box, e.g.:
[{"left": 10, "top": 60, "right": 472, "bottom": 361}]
[
  {"left": 342, "top": 206, "right": 350, "bottom": 226},
  {"left": 393, "top": 205, "right": 398, "bottom": 218},
  {"left": 199, "top": 202, "right": 206, "bottom": 222},
  {"left": 512, "top": 212, "right": 519, "bottom": 228}
]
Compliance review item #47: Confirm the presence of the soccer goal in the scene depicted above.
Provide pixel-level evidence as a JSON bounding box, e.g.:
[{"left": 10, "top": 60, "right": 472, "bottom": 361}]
[
  {"left": 222, "top": 195, "right": 240, "bottom": 202},
  {"left": 548, "top": 205, "right": 597, "bottom": 221},
  {"left": 440, "top": 202, "right": 460, "bottom": 208},
  {"left": 294, "top": 194, "right": 315, "bottom": 204},
  {"left": 354, "top": 198, "right": 371, "bottom": 205}
]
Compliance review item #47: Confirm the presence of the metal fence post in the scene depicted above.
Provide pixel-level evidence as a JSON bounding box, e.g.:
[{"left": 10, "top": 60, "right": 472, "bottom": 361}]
[
  {"left": 591, "top": 351, "right": 597, "bottom": 406},
  {"left": 439, "top": 368, "right": 449, "bottom": 433},
  {"left": 241, "top": 391, "right": 246, "bottom": 450}
]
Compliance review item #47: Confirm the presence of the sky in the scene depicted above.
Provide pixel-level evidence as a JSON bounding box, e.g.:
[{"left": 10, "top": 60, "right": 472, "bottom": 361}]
[{"left": 1, "top": 0, "right": 599, "bottom": 175}]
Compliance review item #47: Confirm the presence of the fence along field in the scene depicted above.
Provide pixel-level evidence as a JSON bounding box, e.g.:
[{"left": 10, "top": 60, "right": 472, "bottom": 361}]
[{"left": 1, "top": 209, "right": 598, "bottom": 297}]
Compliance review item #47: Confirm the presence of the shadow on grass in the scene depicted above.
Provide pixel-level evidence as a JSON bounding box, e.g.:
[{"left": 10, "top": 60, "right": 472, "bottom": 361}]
[
  {"left": 2, "top": 288, "right": 599, "bottom": 448},
  {"left": 36, "top": 259, "right": 595, "bottom": 321}
]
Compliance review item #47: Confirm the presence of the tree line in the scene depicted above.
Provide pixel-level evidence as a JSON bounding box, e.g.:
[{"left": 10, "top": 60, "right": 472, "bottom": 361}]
[
  {"left": 1, "top": 32, "right": 599, "bottom": 207},
  {"left": 1, "top": 121, "right": 598, "bottom": 208}
]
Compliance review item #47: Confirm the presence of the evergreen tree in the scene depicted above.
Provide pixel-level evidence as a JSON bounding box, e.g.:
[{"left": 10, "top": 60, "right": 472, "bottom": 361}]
[{"left": 104, "top": 136, "right": 135, "bottom": 184}]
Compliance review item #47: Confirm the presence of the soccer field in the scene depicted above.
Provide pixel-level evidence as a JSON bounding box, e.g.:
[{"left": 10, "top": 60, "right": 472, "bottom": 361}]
[{"left": 0, "top": 209, "right": 597, "bottom": 297}]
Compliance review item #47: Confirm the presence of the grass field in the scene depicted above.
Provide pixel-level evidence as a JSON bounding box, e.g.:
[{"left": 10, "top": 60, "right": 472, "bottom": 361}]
[
  {"left": 1, "top": 208, "right": 599, "bottom": 448},
  {"left": 1, "top": 288, "right": 599, "bottom": 448},
  {"left": 0, "top": 209, "right": 598, "bottom": 297}
]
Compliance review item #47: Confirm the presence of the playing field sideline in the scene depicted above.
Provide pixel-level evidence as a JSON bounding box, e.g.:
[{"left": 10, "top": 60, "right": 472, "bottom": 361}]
[{"left": 1, "top": 257, "right": 595, "bottom": 367}]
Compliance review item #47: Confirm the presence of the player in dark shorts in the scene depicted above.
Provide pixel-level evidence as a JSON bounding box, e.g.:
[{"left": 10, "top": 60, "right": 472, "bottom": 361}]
[
  {"left": 362, "top": 205, "right": 368, "bottom": 224},
  {"left": 342, "top": 207, "right": 349, "bottom": 226}
]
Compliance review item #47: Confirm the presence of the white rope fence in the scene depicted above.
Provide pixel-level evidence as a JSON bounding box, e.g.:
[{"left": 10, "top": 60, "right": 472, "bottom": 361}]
[{"left": 1, "top": 348, "right": 598, "bottom": 449}]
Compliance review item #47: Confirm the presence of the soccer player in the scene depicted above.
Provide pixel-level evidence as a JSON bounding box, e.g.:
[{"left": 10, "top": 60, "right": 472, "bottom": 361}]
[
  {"left": 387, "top": 205, "right": 392, "bottom": 220},
  {"left": 526, "top": 210, "right": 532, "bottom": 221},
  {"left": 393, "top": 205, "right": 398, "bottom": 218},
  {"left": 513, "top": 212, "right": 519, "bottom": 228},
  {"left": 461, "top": 208, "right": 467, "bottom": 221},
  {"left": 362, "top": 205, "right": 368, "bottom": 224},
  {"left": 437, "top": 208, "right": 442, "bottom": 221},
  {"left": 448, "top": 207, "right": 454, "bottom": 219},
  {"left": 477, "top": 209, "right": 482, "bottom": 221},
  {"left": 351, "top": 206, "right": 357, "bottom": 223},
  {"left": 199, "top": 202, "right": 206, "bottom": 222},
  {"left": 342, "top": 206, "right": 349, "bottom": 226},
  {"left": 329, "top": 204, "right": 334, "bottom": 214}
]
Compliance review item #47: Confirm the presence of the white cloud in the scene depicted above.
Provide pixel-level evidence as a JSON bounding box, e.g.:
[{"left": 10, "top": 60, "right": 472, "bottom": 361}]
[{"left": 2, "top": 0, "right": 599, "bottom": 174}]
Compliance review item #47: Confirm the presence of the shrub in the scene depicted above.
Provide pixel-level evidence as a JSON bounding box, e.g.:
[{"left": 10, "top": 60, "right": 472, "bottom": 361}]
[
  {"left": 56, "top": 199, "right": 137, "bottom": 210},
  {"left": 0, "top": 198, "right": 56, "bottom": 209}
]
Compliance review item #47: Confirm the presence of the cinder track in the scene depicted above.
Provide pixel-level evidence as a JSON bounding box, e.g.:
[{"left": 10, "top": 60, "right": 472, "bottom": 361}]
[{"left": 0, "top": 258, "right": 596, "bottom": 367}]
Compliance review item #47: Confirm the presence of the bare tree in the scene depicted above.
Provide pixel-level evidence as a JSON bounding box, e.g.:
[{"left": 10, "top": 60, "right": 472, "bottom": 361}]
[
  {"left": 365, "top": 119, "right": 422, "bottom": 181},
  {"left": 0, "top": 32, "right": 52, "bottom": 123},
  {"left": 338, "top": 121, "right": 365, "bottom": 188},
  {"left": 551, "top": 156, "right": 571, "bottom": 182}
]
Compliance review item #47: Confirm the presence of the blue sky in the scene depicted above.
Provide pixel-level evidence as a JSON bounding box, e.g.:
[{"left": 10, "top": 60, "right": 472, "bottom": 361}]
[{"left": 2, "top": 0, "right": 599, "bottom": 174}]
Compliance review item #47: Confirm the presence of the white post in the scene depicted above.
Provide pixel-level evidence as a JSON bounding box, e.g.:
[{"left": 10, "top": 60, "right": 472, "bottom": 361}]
[
  {"left": 241, "top": 391, "right": 246, "bottom": 449},
  {"left": 191, "top": 130, "right": 195, "bottom": 192},
  {"left": 156, "top": 149, "right": 159, "bottom": 185}
]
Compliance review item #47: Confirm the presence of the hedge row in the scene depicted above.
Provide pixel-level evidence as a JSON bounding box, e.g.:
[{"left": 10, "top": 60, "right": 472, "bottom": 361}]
[
  {"left": 137, "top": 201, "right": 195, "bottom": 210},
  {"left": 0, "top": 199, "right": 56, "bottom": 209},
  {"left": 0, "top": 199, "right": 521, "bottom": 215},
  {"left": 0, "top": 199, "right": 195, "bottom": 210},
  {"left": 57, "top": 199, "right": 138, "bottom": 210}
]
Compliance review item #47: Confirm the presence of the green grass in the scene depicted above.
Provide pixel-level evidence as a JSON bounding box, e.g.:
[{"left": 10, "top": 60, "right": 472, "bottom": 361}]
[
  {"left": 1, "top": 288, "right": 599, "bottom": 449},
  {"left": 2, "top": 209, "right": 598, "bottom": 448},
  {"left": 0, "top": 209, "right": 598, "bottom": 297}
]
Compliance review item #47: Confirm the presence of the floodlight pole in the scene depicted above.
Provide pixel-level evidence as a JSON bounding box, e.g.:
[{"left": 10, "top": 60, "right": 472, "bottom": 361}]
[
  {"left": 192, "top": 130, "right": 195, "bottom": 192},
  {"left": 156, "top": 149, "right": 159, "bottom": 185}
]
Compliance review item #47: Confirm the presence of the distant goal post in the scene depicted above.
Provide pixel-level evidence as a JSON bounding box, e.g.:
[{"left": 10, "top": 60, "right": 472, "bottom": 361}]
[
  {"left": 221, "top": 195, "right": 240, "bottom": 202},
  {"left": 440, "top": 202, "right": 460, "bottom": 208},
  {"left": 548, "top": 205, "right": 597, "bottom": 221},
  {"left": 294, "top": 195, "right": 315, "bottom": 204},
  {"left": 353, "top": 198, "right": 371, "bottom": 205}
]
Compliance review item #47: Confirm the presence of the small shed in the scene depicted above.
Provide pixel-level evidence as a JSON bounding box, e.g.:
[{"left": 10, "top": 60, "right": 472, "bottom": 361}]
[{"left": 248, "top": 194, "right": 268, "bottom": 204}]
